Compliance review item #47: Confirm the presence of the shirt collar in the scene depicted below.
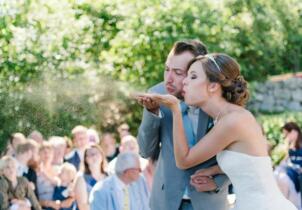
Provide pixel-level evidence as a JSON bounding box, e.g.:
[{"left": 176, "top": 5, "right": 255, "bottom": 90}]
[
  {"left": 113, "top": 174, "right": 127, "bottom": 191},
  {"left": 188, "top": 106, "right": 199, "bottom": 115},
  {"left": 17, "top": 161, "right": 29, "bottom": 176}
]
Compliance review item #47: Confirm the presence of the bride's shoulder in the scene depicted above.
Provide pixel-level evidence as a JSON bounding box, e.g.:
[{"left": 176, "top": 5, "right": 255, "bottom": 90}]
[{"left": 222, "top": 108, "right": 255, "bottom": 128}]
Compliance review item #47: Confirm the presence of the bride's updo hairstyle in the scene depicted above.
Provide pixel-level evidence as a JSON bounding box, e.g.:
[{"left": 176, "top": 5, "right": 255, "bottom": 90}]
[{"left": 188, "top": 53, "right": 249, "bottom": 106}]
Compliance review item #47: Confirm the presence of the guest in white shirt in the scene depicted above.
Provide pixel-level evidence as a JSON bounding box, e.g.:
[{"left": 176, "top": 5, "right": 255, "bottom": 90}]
[
  {"left": 107, "top": 135, "right": 148, "bottom": 175},
  {"left": 15, "top": 142, "right": 33, "bottom": 177}
]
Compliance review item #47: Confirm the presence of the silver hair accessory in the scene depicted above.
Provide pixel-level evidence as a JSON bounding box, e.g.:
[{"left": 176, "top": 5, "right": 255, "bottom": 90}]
[{"left": 205, "top": 54, "right": 222, "bottom": 72}]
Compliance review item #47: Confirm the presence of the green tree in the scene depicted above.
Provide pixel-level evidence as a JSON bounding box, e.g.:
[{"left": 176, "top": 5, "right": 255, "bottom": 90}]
[{"left": 0, "top": 0, "right": 301, "bottom": 152}]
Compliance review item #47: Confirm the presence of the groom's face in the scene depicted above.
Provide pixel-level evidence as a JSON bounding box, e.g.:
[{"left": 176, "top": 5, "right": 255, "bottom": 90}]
[{"left": 164, "top": 51, "right": 194, "bottom": 98}]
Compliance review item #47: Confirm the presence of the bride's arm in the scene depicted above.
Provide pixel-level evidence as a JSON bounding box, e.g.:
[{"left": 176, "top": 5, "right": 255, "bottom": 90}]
[
  {"left": 138, "top": 93, "right": 241, "bottom": 169},
  {"left": 172, "top": 110, "right": 239, "bottom": 169}
]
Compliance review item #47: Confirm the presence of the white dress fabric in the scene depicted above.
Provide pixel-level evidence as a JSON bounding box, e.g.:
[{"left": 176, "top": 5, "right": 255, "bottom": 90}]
[{"left": 217, "top": 150, "right": 297, "bottom": 210}]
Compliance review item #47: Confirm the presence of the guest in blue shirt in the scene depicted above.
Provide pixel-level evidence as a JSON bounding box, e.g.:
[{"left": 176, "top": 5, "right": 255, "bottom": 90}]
[{"left": 89, "top": 152, "right": 150, "bottom": 210}]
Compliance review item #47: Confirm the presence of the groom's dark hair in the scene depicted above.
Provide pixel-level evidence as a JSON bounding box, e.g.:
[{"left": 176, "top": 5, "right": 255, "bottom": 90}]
[{"left": 171, "top": 40, "right": 208, "bottom": 56}]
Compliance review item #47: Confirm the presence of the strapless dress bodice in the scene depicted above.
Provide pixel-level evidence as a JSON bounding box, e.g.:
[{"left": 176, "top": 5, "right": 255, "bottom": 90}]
[{"left": 217, "top": 150, "right": 297, "bottom": 210}]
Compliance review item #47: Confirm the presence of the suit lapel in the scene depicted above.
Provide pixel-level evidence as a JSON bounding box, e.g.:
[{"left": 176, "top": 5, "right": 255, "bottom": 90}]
[{"left": 196, "top": 109, "right": 210, "bottom": 142}]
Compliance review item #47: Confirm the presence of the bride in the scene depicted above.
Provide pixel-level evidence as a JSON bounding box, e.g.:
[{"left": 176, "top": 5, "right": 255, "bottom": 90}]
[{"left": 136, "top": 53, "right": 297, "bottom": 210}]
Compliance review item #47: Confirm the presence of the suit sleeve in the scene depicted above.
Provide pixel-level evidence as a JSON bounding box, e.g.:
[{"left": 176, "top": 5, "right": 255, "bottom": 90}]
[
  {"left": 137, "top": 107, "right": 161, "bottom": 159},
  {"left": 213, "top": 174, "right": 230, "bottom": 192},
  {"left": 0, "top": 191, "right": 9, "bottom": 210},
  {"left": 90, "top": 189, "right": 108, "bottom": 210},
  {"left": 0, "top": 176, "right": 10, "bottom": 210}
]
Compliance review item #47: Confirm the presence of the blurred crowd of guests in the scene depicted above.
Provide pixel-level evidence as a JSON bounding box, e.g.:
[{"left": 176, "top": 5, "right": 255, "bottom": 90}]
[
  {"left": 1, "top": 121, "right": 302, "bottom": 210},
  {"left": 0, "top": 123, "right": 155, "bottom": 210}
]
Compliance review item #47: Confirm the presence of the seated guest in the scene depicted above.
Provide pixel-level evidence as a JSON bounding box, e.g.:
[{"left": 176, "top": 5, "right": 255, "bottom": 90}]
[
  {"left": 65, "top": 125, "right": 89, "bottom": 170},
  {"left": 49, "top": 136, "right": 67, "bottom": 166},
  {"left": 117, "top": 123, "right": 131, "bottom": 140},
  {"left": 15, "top": 141, "right": 40, "bottom": 198},
  {"left": 89, "top": 152, "right": 150, "bottom": 210},
  {"left": 5, "top": 132, "right": 26, "bottom": 156},
  {"left": 0, "top": 156, "right": 41, "bottom": 210},
  {"left": 107, "top": 135, "right": 148, "bottom": 175},
  {"left": 15, "top": 142, "right": 34, "bottom": 177},
  {"left": 275, "top": 122, "right": 302, "bottom": 209},
  {"left": 74, "top": 144, "right": 107, "bottom": 210},
  {"left": 28, "top": 130, "right": 44, "bottom": 145},
  {"left": 37, "top": 142, "right": 60, "bottom": 210},
  {"left": 52, "top": 163, "right": 77, "bottom": 210},
  {"left": 100, "top": 132, "right": 119, "bottom": 162},
  {"left": 87, "top": 128, "right": 100, "bottom": 144},
  {"left": 37, "top": 163, "right": 77, "bottom": 210}
]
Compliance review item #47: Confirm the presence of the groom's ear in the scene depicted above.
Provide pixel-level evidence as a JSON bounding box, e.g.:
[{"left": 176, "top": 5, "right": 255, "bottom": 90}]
[{"left": 208, "top": 82, "right": 220, "bottom": 93}]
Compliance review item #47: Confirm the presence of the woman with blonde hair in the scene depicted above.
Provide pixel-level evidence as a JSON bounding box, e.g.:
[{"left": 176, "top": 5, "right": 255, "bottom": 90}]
[{"left": 0, "top": 156, "right": 41, "bottom": 210}]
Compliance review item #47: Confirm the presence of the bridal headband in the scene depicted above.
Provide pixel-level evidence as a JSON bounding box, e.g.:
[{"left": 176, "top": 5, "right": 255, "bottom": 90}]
[{"left": 205, "top": 54, "right": 222, "bottom": 72}]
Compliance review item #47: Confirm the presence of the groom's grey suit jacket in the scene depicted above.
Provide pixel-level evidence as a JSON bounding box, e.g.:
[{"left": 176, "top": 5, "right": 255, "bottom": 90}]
[{"left": 137, "top": 82, "right": 230, "bottom": 210}]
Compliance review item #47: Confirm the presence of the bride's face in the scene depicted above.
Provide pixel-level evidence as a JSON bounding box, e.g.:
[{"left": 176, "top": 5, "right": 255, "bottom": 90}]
[{"left": 183, "top": 61, "right": 210, "bottom": 106}]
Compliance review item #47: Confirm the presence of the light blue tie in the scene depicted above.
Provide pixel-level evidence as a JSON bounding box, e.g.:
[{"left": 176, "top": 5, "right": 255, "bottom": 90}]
[{"left": 180, "top": 103, "right": 195, "bottom": 147}]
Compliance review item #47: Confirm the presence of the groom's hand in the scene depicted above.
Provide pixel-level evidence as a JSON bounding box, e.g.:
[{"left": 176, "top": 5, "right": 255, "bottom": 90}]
[
  {"left": 190, "top": 176, "right": 217, "bottom": 192},
  {"left": 135, "top": 95, "right": 160, "bottom": 115}
]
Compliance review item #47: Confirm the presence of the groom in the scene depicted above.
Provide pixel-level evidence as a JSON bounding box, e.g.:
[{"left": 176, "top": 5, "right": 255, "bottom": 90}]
[{"left": 137, "top": 40, "right": 230, "bottom": 210}]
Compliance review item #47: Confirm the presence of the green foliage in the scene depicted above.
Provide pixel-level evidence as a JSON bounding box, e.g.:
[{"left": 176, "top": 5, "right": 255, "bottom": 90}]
[
  {"left": 258, "top": 112, "right": 302, "bottom": 144},
  {"left": 98, "top": 0, "right": 302, "bottom": 84},
  {"left": 0, "top": 0, "right": 301, "bottom": 152}
]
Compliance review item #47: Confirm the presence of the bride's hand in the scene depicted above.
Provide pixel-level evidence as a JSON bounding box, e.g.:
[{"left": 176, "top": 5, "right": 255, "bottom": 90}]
[
  {"left": 132, "top": 93, "right": 180, "bottom": 111},
  {"left": 191, "top": 165, "right": 222, "bottom": 178}
]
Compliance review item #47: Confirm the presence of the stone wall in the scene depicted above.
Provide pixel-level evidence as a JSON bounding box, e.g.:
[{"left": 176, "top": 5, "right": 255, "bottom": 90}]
[{"left": 247, "top": 77, "right": 302, "bottom": 113}]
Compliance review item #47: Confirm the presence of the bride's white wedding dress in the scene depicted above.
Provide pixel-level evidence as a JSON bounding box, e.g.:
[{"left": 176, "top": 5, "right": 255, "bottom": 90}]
[{"left": 217, "top": 150, "right": 297, "bottom": 210}]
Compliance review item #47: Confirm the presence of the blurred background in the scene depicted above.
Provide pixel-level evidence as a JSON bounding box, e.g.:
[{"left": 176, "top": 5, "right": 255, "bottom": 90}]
[{"left": 0, "top": 0, "right": 301, "bottom": 163}]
